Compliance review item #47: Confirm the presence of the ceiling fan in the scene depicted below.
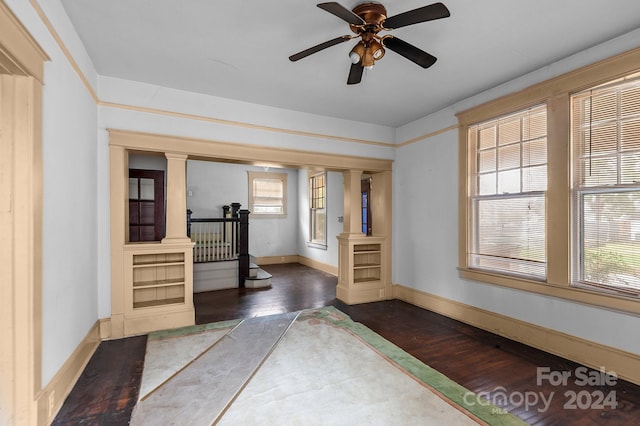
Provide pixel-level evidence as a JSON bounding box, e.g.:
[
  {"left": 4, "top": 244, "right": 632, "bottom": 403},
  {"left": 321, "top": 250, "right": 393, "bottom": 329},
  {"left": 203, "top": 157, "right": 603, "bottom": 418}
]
[{"left": 289, "top": 2, "right": 450, "bottom": 85}]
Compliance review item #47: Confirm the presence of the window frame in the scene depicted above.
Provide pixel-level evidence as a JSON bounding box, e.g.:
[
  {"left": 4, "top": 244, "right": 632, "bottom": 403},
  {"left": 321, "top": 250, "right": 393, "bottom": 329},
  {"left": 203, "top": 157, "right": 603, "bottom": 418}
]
[
  {"left": 247, "top": 171, "right": 287, "bottom": 218},
  {"left": 457, "top": 47, "right": 640, "bottom": 315},
  {"left": 467, "top": 105, "right": 548, "bottom": 280},
  {"left": 571, "top": 78, "right": 640, "bottom": 296},
  {"left": 308, "top": 171, "right": 328, "bottom": 249}
]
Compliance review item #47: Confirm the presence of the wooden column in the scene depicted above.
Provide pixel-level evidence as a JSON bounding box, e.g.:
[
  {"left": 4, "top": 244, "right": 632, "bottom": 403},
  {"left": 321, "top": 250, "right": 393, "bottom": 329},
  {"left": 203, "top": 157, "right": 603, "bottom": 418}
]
[
  {"left": 341, "top": 169, "right": 364, "bottom": 235},
  {"left": 1, "top": 73, "right": 44, "bottom": 426},
  {"left": 370, "top": 170, "right": 392, "bottom": 299},
  {"left": 162, "top": 153, "right": 190, "bottom": 243},
  {"left": 109, "top": 145, "right": 128, "bottom": 337},
  {"left": 336, "top": 170, "right": 391, "bottom": 305}
]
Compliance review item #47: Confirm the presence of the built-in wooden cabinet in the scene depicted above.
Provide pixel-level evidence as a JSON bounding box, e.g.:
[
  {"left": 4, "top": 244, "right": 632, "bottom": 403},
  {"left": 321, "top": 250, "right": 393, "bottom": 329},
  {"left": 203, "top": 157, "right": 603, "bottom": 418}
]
[
  {"left": 132, "top": 252, "right": 186, "bottom": 309},
  {"left": 119, "top": 242, "right": 195, "bottom": 336},
  {"left": 353, "top": 243, "right": 382, "bottom": 283},
  {"left": 337, "top": 235, "right": 389, "bottom": 304}
]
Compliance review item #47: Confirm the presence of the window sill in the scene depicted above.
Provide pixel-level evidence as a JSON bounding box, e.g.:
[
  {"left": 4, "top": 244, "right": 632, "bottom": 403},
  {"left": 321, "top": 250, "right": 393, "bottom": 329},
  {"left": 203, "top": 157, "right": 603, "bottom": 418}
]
[
  {"left": 458, "top": 267, "right": 640, "bottom": 316},
  {"left": 307, "top": 242, "right": 327, "bottom": 250}
]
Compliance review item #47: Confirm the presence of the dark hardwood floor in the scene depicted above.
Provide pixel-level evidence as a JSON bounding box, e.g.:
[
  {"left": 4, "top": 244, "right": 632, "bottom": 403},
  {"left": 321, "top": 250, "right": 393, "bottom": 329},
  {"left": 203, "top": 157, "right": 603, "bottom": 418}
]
[
  {"left": 52, "top": 335, "right": 147, "bottom": 426},
  {"left": 54, "top": 263, "right": 640, "bottom": 425},
  {"left": 193, "top": 263, "right": 337, "bottom": 324}
]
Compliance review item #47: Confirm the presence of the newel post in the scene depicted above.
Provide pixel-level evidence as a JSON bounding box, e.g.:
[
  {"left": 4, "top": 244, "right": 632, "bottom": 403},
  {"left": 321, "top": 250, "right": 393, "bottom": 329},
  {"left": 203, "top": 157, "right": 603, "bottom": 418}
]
[
  {"left": 231, "top": 202, "right": 241, "bottom": 217},
  {"left": 238, "top": 209, "right": 250, "bottom": 288}
]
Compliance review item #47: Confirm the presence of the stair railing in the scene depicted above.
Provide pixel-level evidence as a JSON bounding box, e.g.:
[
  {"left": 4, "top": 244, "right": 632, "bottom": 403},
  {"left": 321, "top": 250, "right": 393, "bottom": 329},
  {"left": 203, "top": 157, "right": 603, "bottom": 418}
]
[{"left": 187, "top": 206, "right": 250, "bottom": 288}]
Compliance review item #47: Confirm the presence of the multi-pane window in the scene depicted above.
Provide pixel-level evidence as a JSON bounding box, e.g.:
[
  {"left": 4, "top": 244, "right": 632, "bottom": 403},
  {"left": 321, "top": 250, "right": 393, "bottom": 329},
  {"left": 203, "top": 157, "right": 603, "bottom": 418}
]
[
  {"left": 468, "top": 105, "right": 548, "bottom": 279},
  {"left": 572, "top": 76, "right": 640, "bottom": 295},
  {"left": 459, "top": 50, "right": 640, "bottom": 308},
  {"left": 309, "top": 173, "right": 326, "bottom": 245},
  {"left": 248, "top": 172, "right": 287, "bottom": 216}
]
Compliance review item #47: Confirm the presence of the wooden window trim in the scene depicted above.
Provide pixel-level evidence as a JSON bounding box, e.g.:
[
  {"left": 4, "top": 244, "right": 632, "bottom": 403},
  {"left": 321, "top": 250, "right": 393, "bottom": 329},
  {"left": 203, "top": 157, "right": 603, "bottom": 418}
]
[
  {"left": 308, "top": 172, "right": 327, "bottom": 248},
  {"left": 457, "top": 46, "right": 640, "bottom": 316}
]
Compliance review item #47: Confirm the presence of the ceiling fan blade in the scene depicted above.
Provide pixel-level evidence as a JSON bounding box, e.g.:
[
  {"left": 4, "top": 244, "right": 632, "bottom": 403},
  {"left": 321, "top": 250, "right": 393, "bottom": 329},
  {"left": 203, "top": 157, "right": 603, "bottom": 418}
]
[
  {"left": 317, "top": 2, "right": 365, "bottom": 26},
  {"left": 383, "top": 2, "right": 450, "bottom": 29},
  {"left": 382, "top": 36, "right": 437, "bottom": 68},
  {"left": 289, "top": 36, "right": 351, "bottom": 62},
  {"left": 347, "top": 63, "right": 363, "bottom": 85}
]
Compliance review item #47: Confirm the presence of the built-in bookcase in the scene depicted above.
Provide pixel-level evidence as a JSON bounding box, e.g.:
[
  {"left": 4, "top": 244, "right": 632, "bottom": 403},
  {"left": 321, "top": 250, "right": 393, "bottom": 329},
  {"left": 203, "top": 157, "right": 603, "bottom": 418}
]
[
  {"left": 353, "top": 243, "right": 382, "bottom": 283},
  {"left": 121, "top": 243, "right": 194, "bottom": 335},
  {"left": 337, "top": 235, "right": 389, "bottom": 304},
  {"left": 132, "top": 252, "right": 185, "bottom": 309}
]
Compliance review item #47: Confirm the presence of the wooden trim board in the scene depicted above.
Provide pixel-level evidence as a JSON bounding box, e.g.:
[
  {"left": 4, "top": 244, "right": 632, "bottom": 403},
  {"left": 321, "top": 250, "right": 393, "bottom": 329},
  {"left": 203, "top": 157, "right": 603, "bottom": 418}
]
[
  {"left": 393, "top": 284, "right": 640, "bottom": 386},
  {"left": 39, "top": 321, "right": 101, "bottom": 423}
]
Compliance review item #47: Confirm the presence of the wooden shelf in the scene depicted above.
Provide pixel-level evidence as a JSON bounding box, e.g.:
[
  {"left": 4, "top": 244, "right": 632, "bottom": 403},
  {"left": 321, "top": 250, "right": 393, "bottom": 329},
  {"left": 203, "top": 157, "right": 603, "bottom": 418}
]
[
  {"left": 133, "top": 278, "right": 185, "bottom": 289},
  {"left": 131, "top": 251, "right": 186, "bottom": 311},
  {"left": 133, "top": 297, "right": 185, "bottom": 309},
  {"left": 354, "top": 263, "right": 381, "bottom": 269},
  {"left": 353, "top": 245, "right": 381, "bottom": 253},
  {"left": 354, "top": 277, "right": 381, "bottom": 284},
  {"left": 132, "top": 261, "right": 184, "bottom": 268}
]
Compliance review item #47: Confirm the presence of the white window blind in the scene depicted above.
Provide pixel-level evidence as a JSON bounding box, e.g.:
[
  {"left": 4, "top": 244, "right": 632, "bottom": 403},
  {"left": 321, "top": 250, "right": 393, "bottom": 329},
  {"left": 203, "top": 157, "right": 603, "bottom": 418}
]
[
  {"left": 248, "top": 172, "right": 287, "bottom": 216},
  {"left": 469, "top": 105, "right": 547, "bottom": 279},
  {"left": 572, "top": 76, "right": 640, "bottom": 295}
]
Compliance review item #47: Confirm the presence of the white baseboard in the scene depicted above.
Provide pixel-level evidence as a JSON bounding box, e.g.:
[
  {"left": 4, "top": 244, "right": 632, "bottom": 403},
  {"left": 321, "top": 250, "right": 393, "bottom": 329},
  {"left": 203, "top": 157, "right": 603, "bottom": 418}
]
[{"left": 393, "top": 283, "right": 640, "bottom": 386}]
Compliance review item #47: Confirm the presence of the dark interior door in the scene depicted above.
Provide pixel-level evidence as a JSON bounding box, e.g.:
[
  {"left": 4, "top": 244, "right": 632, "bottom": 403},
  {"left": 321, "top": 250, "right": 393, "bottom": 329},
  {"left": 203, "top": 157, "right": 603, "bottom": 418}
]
[
  {"left": 129, "top": 169, "right": 165, "bottom": 242},
  {"left": 361, "top": 178, "right": 372, "bottom": 236}
]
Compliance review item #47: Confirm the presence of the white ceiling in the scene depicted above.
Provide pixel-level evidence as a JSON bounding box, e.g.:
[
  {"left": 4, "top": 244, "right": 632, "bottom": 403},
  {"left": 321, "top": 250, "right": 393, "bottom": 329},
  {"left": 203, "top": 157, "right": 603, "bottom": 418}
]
[{"left": 60, "top": 0, "right": 640, "bottom": 127}]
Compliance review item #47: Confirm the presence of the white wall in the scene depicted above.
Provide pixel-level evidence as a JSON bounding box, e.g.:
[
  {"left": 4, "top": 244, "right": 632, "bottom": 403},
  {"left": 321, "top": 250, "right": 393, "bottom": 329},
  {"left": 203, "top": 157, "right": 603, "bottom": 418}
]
[
  {"left": 297, "top": 170, "right": 343, "bottom": 268},
  {"left": 5, "top": 0, "right": 100, "bottom": 386},
  {"left": 98, "top": 76, "right": 396, "bottom": 160},
  {"left": 393, "top": 28, "right": 640, "bottom": 356},
  {"left": 186, "top": 161, "right": 246, "bottom": 217},
  {"left": 187, "top": 160, "right": 299, "bottom": 258}
]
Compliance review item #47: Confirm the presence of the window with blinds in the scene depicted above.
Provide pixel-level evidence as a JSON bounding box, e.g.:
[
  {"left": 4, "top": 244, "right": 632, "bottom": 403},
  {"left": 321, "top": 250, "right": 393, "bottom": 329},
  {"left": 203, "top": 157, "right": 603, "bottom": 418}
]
[
  {"left": 572, "top": 75, "right": 640, "bottom": 295},
  {"left": 309, "top": 173, "right": 327, "bottom": 245},
  {"left": 468, "top": 105, "right": 547, "bottom": 279},
  {"left": 248, "top": 172, "right": 287, "bottom": 216}
]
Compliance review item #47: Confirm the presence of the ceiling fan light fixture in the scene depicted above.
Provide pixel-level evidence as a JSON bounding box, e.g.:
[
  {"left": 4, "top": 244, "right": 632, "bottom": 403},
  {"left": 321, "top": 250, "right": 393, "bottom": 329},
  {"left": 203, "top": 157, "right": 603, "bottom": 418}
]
[
  {"left": 362, "top": 49, "right": 375, "bottom": 69},
  {"left": 349, "top": 41, "right": 366, "bottom": 64},
  {"left": 369, "top": 39, "right": 385, "bottom": 60}
]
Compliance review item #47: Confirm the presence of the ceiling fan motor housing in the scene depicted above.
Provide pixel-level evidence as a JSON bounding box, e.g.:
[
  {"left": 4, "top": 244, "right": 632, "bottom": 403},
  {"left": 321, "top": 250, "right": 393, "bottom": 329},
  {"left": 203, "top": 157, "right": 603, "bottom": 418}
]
[{"left": 349, "top": 2, "right": 387, "bottom": 32}]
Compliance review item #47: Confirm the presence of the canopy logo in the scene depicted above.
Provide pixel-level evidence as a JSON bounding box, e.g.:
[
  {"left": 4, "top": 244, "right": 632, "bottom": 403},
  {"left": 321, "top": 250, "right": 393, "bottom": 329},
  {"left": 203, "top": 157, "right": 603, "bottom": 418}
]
[{"left": 463, "top": 366, "right": 618, "bottom": 414}]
